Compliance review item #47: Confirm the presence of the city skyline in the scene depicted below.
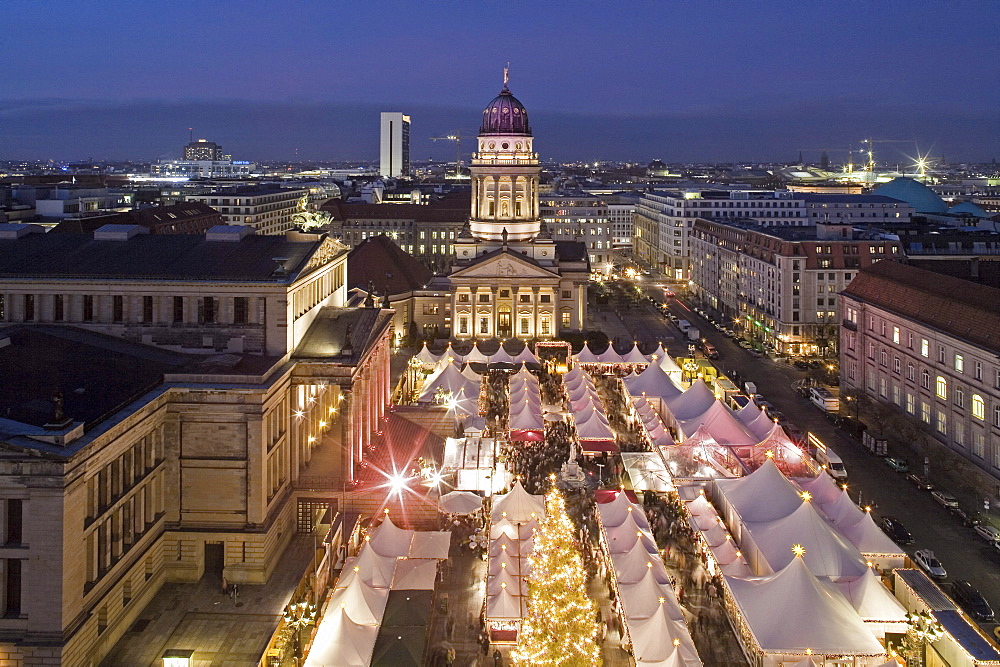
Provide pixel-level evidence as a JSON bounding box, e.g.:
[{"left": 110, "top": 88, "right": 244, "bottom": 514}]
[{"left": 2, "top": 0, "right": 999, "bottom": 162}]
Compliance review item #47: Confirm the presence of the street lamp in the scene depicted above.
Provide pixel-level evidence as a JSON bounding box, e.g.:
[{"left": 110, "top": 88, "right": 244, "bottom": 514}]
[
  {"left": 902, "top": 611, "right": 944, "bottom": 667},
  {"left": 282, "top": 601, "right": 317, "bottom": 663}
]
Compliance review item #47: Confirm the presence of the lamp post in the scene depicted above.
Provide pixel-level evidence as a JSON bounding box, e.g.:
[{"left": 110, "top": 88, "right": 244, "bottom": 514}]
[
  {"left": 282, "top": 601, "right": 317, "bottom": 665},
  {"left": 903, "top": 610, "right": 944, "bottom": 667}
]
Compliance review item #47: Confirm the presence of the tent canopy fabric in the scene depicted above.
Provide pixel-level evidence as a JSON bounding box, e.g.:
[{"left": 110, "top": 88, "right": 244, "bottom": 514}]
[
  {"left": 438, "top": 490, "right": 483, "bottom": 515},
  {"left": 664, "top": 380, "right": 716, "bottom": 420},
  {"left": 595, "top": 345, "right": 625, "bottom": 364},
  {"left": 795, "top": 472, "right": 844, "bottom": 506},
  {"left": 339, "top": 545, "right": 398, "bottom": 590},
  {"left": 330, "top": 575, "right": 390, "bottom": 626},
  {"left": 408, "top": 531, "right": 452, "bottom": 559},
  {"left": 618, "top": 567, "right": 685, "bottom": 622},
  {"left": 623, "top": 343, "right": 651, "bottom": 365},
  {"left": 491, "top": 481, "right": 545, "bottom": 523},
  {"left": 304, "top": 606, "right": 379, "bottom": 667},
  {"left": 622, "top": 452, "right": 674, "bottom": 492},
  {"left": 390, "top": 559, "right": 439, "bottom": 591},
  {"left": 624, "top": 363, "right": 683, "bottom": 399},
  {"left": 576, "top": 411, "right": 615, "bottom": 440},
  {"left": 464, "top": 343, "right": 490, "bottom": 364},
  {"left": 659, "top": 353, "right": 683, "bottom": 376},
  {"left": 513, "top": 347, "right": 539, "bottom": 365},
  {"left": 612, "top": 540, "right": 671, "bottom": 585},
  {"left": 725, "top": 556, "right": 885, "bottom": 655},
  {"left": 509, "top": 408, "right": 544, "bottom": 431},
  {"left": 835, "top": 511, "right": 905, "bottom": 558},
  {"left": 833, "top": 567, "right": 907, "bottom": 622},
  {"left": 368, "top": 516, "right": 415, "bottom": 558},
  {"left": 677, "top": 399, "right": 755, "bottom": 445},
  {"left": 417, "top": 362, "right": 478, "bottom": 402},
  {"left": 486, "top": 588, "right": 523, "bottom": 619},
  {"left": 574, "top": 343, "right": 600, "bottom": 363},
  {"left": 413, "top": 343, "right": 439, "bottom": 367},
  {"left": 821, "top": 489, "right": 866, "bottom": 528},
  {"left": 715, "top": 459, "right": 805, "bottom": 523}
]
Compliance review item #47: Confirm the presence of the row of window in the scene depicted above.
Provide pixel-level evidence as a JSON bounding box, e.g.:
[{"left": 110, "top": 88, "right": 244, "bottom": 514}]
[
  {"left": 456, "top": 291, "right": 566, "bottom": 304},
  {"left": 0, "top": 293, "right": 252, "bottom": 326},
  {"left": 457, "top": 314, "right": 561, "bottom": 336},
  {"left": 860, "top": 361, "right": 1000, "bottom": 426}
]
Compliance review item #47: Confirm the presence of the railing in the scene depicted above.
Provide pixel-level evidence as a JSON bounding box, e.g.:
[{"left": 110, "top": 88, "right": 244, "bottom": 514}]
[{"left": 842, "top": 319, "right": 857, "bottom": 331}]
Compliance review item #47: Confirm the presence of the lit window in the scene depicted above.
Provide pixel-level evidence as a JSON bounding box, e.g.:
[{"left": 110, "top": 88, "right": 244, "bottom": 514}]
[
  {"left": 921, "top": 338, "right": 929, "bottom": 357},
  {"left": 921, "top": 401, "right": 931, "bottom": 424},
  {"left": 892, "top": 326, "right": 900, "bottom": 344},
  {"left": 973, "top": 394, "right": 986, "bottom": 420},
  {"left": 937, "top": 410, "right": 947, "bottom": 434},
  {"left": 955, "top": 354, "right": 964, "bottom": 373},
  {"left": 936, "top": 376, "right": 948, "bottom": 400}
]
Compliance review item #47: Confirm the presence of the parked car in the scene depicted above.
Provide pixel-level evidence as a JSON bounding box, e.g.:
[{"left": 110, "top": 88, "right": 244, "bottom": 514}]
[
  {"left": 913, "top": 549, "right": 947, "bottom": 579},
  {"left": 879, "top": 516, "right": 914, "bottom": 545},
  {"left": 974, "top": 525, "right": 1000, "bottom": 544},
  {"left": 931, "top": 490, "right": 960, "bottom": 508},
  {"left": 749, "top": 349, "right": 765, "bottom": 358},
  {"left": 793, "top": 359, "right": 810, "bottom": 370},
  {"left": 884, "top": 457, "right": 909, "bottom": 473},
  {"left": 951, "top": 580, "right": 995, "bottom": 622},
  {"left": 906, "top": 473, "right": 934, "bottom": 491}
]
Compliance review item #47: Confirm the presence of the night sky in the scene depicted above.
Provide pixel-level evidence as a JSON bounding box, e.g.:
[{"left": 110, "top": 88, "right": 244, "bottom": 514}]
[{"left": 2, "top": 1, "right": 998, "bottom": 163}]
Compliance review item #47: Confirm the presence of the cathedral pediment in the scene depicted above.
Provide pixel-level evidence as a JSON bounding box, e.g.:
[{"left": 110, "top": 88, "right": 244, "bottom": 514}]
[{"left": 450, "top": 250, "right": 559, "bottom": 280}]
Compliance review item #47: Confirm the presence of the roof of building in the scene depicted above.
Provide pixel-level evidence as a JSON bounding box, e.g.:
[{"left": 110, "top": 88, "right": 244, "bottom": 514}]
[
  {"left": 873, "top": 177, "right": 947, "bottom": 213},
  {"left": 320, "top": 197, "right": 469, "bottom": 223},
  {"left": 949, "top": 201, "right": 994, "bottom": 218},
  {"left": 292, "top": 306, "right": 392, "bottom": 367},
  {"left": 842, "top": 260, "right": 1000, "bottom": 354},
  {"left": 347, "top": 235, "right": 433, "bottom": 295},
  {"left": 0, "top": 325, "right": 191, "bottom": 431},
  {"left": 51, "top": 201, "right": 221, "bottom": 234},
  {"left": 0, "top": 230, "right": 325, "bottom": 282},
  {"left": 480, "top": 85, "right": 531, "bottom": 136},
  {"left": 798, "top": 194, "right": 908, "bottom": 205}
]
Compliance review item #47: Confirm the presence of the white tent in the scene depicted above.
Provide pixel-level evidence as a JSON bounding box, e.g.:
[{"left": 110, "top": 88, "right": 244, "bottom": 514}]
[
  {"left": 390, "top": 559, "right": 439, "bottom": 590},
  {"left": 413, "top": 342, "right": 439, "bottom": 368},
  {"left": 795, "top": 472, "right": 844, "bottom": 506},
  {"left": 575, "top": 412, "right": 615, "bottom": 440},
  {"left": 624, "top": 363, "right": 683, "bottom": 399},
  {"left": 486, "top": 587, "right": 524, "bottom": 619},
  {"left": 438, "top": 490, "right": 483, "bottom": 515},
  {"left": 574, "top": 342, "right": 600, "bottom": 363},
  {"left": 418, "top": 362, "right": 477, "bottom": 402},
  {"left": 735, "top": 398, "right": 760, "bottom": 424},
  {"left": 460, "top": 365, "right": 482, "bottom": 383},
  {"left": 304, "top": 606, "right": 379, "bottom": 667},
  {"left": 649, "top": 343, "right": 668, "bottom": 361},
  {"left": 464, "top": 342, "right": 491, "bottom": 364},
  {"left": 676, "top": 399, "right": 755, "bottom": 445},
  {"left": 605, "top": 522, "right": 658, "bottom": 556},
  {"left": 489, "top": 533, "right": 520, "bottom": 558},
  {"left": 513, "top": 346, "right": 539, "bottom": 365},
  {"left": 338, "top": 545, "right": 397, "bottom": 589},
  {"left": 408, "top": 531, "right": 452, "bottom": 559},
  {"left": 613, "top": 540, "right": 671, "bottom": 585},
  {"left": 490, "top": 518, "right": 519, "bottom": 540},
  {"left": 725, "top": 555, "right": 886, "bottom": 655},
  {"left": 329, "top": 575, "right": 389, "bottom": 626},
  {"left": 744, "top": 409, "right": 777, "bottom": 442},
  {"left": 744, "top": 501, "right": 869, "bottom": 579},
  {"left": 623, "top": 343, "right": 651, "bottom": 365},
  {"left": 442, "top": 343, "right": 465, "bottom": 365},
  {"left": 629, "top": 604, "right": 700, "bottom": 666},
  {"left": 367, "top": 515, "right": 415, "bottom": 558},
  {"left": 686, "top": 494, "right": 716, "bottom": 517},
  {"left": 595, "top": 345, "right": 625, "bottom": 364},
  {"left": 715, "top": 458, "right": 805, "bottom": 522},
  {"left": 658, "top": 353, "right": 683, "bottom": 378},
  {"left": 598, "top": 490, "right": 648, "bottom": 528},
  {"left": 448, "top": 385, "right": 480, "bottom": 418},
  {"left": 574, "top": 402, "right": 610, "bottom": 425},
  {"left": 563, "top": 367, "right": 586, "bottom": 382},
  {"left": 490, "top": 345, "right": 516, "bottom": 365},
  {"left": 487, "top": 569, "right": 528, "bottom": 596},
  {"left": 835, "top": 512, "right": 906, "bottom": 562},
  {"left": 618, "top": 566, "right": 685, "bottom": 621},
  {"left": 488, "top": 550, "right": 520, "bottom": 576},
  {"left": 508, "top": 407, "right": 544, "bottom": 431},
  {"left": 821, "top": 489, "right": 866, "bottom": 528},
  {"left": 492, "top": 480, "right": 545, "bottom": 523},
  {"left": 833, "top": 566, "right": 908, "bottom": 624},
  {"left": 664, "top": 380, "right": 716, "bottom": 420}
]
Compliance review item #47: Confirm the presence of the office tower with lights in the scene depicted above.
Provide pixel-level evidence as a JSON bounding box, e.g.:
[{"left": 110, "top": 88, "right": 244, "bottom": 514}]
[{"left": 379, "top": 112, "right": 411, "bottom": 178}]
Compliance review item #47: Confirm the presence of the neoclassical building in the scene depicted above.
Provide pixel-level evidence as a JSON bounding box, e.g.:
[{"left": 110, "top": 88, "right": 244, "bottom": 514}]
[{"left": 447, "top": 75, "right": 589, "bottom": 341}]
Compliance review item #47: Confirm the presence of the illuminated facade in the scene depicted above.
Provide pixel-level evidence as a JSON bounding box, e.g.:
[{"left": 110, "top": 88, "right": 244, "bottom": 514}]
[{"left": 448, "top": 73, "right": 589, "bottom": 340}]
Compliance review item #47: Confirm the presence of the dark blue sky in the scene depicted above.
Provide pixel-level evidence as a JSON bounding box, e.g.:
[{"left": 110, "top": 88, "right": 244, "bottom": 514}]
[{"left": 2, "top": 1, "right": 998, "bottom": 163}]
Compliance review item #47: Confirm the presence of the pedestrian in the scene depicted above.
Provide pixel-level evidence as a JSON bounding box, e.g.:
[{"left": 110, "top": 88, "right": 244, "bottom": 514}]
[
  {"left": 494, "top": 648, "right": 503, "bottom": 667},
  {"left": 221, "top": 575, "right": 228, "bottom": 596}
]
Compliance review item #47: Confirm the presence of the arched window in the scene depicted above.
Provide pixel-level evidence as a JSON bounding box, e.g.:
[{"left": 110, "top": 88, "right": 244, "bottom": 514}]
[
  {"left": 936, "top": 376, "right": 948, "bottom": 400},
  {"left": 973, "top": 394, "right": 986, "bottom": 421}
]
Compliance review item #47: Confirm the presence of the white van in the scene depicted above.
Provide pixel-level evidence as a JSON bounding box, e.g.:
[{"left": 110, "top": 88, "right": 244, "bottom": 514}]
[
  {"left": 677, "top": 319, "right": 691, "bottom": 333},
  {"left": 809, "top": 386, "right": 840, "bottom": 412},
  {"left": 820, "top": 449, "right": 848, "bottom": 483}
]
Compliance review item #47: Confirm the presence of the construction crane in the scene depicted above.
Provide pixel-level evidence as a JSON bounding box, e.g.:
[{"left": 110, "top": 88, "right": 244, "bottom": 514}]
[
  {"left": 430, "top": 130, "right": 471, "bottom": 177},
  {"left": 859, "top": 138, "right": 917, "bottom": 174}
]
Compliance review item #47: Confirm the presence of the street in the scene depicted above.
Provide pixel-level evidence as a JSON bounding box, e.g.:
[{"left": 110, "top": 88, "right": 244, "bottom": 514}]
[{"left": 618, "top": 284, "right": 1000, "bottom": 638}]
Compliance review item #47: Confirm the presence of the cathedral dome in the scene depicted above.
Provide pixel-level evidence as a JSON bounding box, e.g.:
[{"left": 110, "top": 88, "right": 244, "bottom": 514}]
[{"left": 480, "top": 86, "right": 531, "bottom": 136}]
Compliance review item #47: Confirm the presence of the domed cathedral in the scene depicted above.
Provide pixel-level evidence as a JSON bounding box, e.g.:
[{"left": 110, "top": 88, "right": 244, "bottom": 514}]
[{"left": 448, "top": 68, "right": 590, "bottom": 342}]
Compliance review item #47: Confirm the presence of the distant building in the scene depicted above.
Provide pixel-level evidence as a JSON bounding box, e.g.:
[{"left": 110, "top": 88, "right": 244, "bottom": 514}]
[
  {"left": 320, "top": 195, "right": 468, "bottom": 273},
  {"left": 379, "top": 112, "right": 411, "bottom": 178},
  {"left": 186, "top": 186, "right": 309, "bottom": 235},
  {"left": 12, "top": 185, "right": 133, "bottom": 220},
  {"left": 841, "top": 260, "right": 1000, "bottom": 489},
  {"left": 150, "top": 160, "right": 256, "bottom": 179},
  {"left": 689, "top": 218, "right": 904, "bottom": 356},
  {"left": 606, "top": 193, "right": 639, "bottom": 250},
  {"left": 538, "top": 194, "right": 613, "bottom": 266},
  {"left": 50, "top": 201, "right": 223, "bottom": 234},
  {"left": 183, "top": 139, "right": 227, "bottom": 161}
]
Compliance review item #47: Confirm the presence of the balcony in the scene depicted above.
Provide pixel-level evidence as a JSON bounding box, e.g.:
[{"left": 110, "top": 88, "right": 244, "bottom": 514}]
[{"left": 842, "top": 318, "right": 857, "bottom": 331}]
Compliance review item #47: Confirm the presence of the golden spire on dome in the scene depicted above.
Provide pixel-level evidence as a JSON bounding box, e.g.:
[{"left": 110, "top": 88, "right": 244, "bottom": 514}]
[{"left": 503, "top": 62, "right": 510, "bottom": 90}]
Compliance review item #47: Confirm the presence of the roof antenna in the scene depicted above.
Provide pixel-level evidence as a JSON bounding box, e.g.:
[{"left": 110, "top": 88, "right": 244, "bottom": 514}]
[{"left": 189, "top": 127, "right": 193, "bottom": 143}]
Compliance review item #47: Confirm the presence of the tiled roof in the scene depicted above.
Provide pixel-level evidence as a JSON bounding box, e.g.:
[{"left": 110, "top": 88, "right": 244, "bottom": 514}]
[
  {"left": 347, "top": 235, "right": 433, "bottom": 294},
  {"left": 842, "top": 260, "right": 1000, "bottom": 354},
  {"left": 320, "top": 197, "right": 469, "bottom": 223}
]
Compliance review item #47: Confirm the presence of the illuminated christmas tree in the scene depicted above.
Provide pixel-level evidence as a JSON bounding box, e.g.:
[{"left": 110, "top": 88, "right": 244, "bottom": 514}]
[{"left": 512, "top": 487, "right": 602, "bottom": 667}]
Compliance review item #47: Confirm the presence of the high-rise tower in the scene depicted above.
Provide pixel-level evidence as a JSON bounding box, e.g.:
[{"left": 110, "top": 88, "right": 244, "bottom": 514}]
[
  {"left": 468, "top": 72, "right": 541, "bottom": 242},
  {"left": 379, "top": 112, "right": 411, "bottom": 178}
]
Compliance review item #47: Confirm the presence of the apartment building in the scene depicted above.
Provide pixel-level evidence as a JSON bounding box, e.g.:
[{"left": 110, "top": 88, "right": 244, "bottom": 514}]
[
  {"left": 606, "top": 193, "right": 639, "bottom": 249},
  {"left": 800, "top": 194, "right": 913, "bottom": 227},
  {"left": 689, "top": 218, "right": 903, "bottom": 356},
  {"left": 186, "top": 186, "right": 308, "bottom": 235},
  {"left": 538, "top": 194, "right": 613, "bottom": 265},
  {"left": 0, "top": 223, "right": 392, "bottom": 665},
  {"left": 841, "top": 260, "right": 1000, "bottom": 486}
]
